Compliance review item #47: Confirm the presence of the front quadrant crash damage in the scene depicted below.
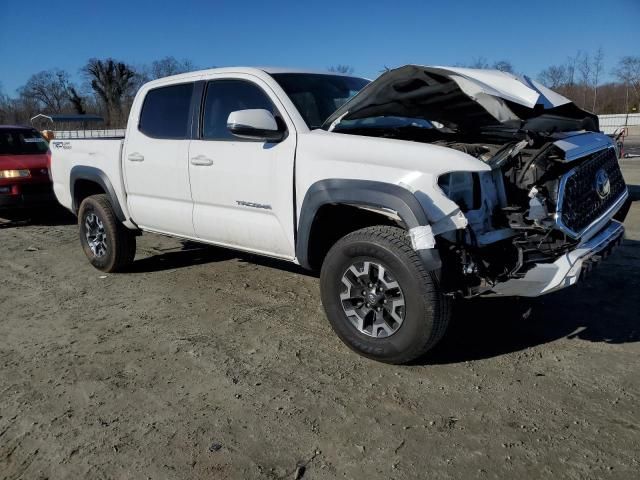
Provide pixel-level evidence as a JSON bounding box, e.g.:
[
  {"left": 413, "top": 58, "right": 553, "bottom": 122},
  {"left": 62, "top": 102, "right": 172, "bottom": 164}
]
[{"left": 324, "top": 65, "right": 630, "bottom": 296}]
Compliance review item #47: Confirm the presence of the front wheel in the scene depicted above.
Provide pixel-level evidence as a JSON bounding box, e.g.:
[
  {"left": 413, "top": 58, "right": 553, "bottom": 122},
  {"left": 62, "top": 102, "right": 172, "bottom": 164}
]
[
  {"left": 320, "top": 226, "right": 450, "bottom": 364},
  {"left": 78, "top": 194, "right": 136, "bottom": 273}
]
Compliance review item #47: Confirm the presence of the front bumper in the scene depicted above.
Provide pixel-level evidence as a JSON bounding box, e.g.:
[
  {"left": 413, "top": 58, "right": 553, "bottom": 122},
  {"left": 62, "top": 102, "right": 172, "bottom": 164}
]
[{"left": 488, "top": 220, "right": 625, "bottom": 297}]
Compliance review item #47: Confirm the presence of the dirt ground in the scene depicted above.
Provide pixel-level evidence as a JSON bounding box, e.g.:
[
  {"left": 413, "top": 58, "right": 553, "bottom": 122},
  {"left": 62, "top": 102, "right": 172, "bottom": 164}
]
[
  {"left": 622, "top": 137, "right": 640, "bottom": 158},
  {"left": 1, "top": 164, "right": 639, "bottom": 480}
]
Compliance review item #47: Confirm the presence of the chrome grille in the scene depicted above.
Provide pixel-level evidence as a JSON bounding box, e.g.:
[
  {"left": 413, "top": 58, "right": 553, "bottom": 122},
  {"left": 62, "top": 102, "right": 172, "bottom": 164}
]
[{"left": 557, "top": 147, "right": 626, "bottom": 237}]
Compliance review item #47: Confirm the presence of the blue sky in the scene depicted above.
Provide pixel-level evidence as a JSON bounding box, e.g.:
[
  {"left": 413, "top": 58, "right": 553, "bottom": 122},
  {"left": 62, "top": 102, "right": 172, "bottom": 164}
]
[{"left": 1, "top": 0, "right": 638, "bottom": 95}]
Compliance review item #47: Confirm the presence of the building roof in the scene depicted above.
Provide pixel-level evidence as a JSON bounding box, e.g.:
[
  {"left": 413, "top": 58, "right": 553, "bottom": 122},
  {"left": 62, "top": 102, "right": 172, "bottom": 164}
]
[
  {"left": 0, "top": 124, "right": 36, "bottom": 130},
  {"left": 30, "top": 114, "right": 104, "bottom": 124}
]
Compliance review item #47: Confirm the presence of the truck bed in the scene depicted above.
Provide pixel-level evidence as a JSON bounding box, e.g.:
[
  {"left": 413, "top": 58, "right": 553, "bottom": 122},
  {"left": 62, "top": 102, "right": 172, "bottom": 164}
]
[{"left": 50, "top": 137, "right": 130, "bottom": 221}]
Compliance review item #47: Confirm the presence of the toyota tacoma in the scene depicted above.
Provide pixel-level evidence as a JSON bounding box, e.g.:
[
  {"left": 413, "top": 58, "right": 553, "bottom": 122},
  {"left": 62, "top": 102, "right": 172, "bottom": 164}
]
[{"left": 50, "top": 65, "right": 630, "bottom": 363}]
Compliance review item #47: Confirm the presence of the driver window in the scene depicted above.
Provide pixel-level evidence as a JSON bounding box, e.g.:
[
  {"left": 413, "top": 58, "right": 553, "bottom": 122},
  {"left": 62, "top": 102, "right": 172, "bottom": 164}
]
[{"left": 201, "top": 80, "right": 278, "bottom": 140}]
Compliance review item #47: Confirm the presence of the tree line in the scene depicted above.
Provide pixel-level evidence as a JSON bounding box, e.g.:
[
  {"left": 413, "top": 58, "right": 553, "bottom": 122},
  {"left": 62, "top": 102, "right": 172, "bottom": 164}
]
[
  {"left": 0, "top": 56, "right": 197, "bottom": 127},
  {"left": 537, "top": 51, "right": 639, "bottom": 115},
  {"left": 1, "top": 52, "right": 639, "bottom": 128}
]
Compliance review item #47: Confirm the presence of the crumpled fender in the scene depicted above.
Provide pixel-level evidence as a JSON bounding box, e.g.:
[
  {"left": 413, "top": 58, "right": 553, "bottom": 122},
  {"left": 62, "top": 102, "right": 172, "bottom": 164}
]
[
  {"left": 296, "top": 178, "right": 468, "bottom": 272},
  {"left": 294, "top": 130, "right": 491, "bottom": 271}
]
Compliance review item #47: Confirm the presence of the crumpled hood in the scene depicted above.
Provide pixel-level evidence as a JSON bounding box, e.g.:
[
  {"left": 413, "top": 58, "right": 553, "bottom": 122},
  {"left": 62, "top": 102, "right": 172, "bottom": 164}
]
[{"left": 324, "top": 65, "right": 598, "bottom": 134}]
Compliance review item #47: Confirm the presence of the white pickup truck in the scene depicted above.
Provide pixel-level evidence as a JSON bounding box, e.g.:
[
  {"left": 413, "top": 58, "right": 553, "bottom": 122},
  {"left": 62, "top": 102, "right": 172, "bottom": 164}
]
[{"left": 51, "top": 65, "right": 630, "bottom": 363}]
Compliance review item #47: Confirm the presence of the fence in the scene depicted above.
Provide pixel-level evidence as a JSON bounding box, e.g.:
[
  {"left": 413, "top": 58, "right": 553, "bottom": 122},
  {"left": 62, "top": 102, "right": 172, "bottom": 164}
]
[
  {"left": 51, "top": 129, "right": 126, "bottom": 139},
  {"left": 598, "top": 113, "right": 640, "bottom": 136}
]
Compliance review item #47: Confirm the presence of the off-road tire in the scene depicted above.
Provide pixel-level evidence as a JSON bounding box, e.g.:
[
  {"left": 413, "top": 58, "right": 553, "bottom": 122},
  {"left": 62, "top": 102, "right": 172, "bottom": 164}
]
[
  {"left": 320, "top": 225, "right": 450, "bottom": 364},
  {"left": 78, "top": 194, "right": 136, "bottom": 273}
]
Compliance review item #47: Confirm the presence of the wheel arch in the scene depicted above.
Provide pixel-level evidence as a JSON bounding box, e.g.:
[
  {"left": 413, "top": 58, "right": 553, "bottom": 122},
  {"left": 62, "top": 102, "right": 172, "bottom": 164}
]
[
  {"left": 296, "top": 179, "right": 431, "bottom": 270},
  {"left": 70, "top": 166, "right": 126, "bottom": 222}
]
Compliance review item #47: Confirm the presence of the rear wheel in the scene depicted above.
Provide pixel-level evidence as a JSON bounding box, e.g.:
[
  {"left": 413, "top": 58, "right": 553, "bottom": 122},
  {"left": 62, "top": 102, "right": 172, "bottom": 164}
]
[
  {"left": 320, "top": 226, "right": 450, "bottom": 364},
  {"left": 78, "top": 194, "right": 136, "bottom": 272}
]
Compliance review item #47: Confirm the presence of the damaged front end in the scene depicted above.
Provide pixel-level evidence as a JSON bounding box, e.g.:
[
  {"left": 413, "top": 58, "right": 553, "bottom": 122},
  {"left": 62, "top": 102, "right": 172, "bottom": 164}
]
[
  {"left": 324, "top": 65, "right": 630, "bottom": 297},
  {"left": 435, "top": 134, "right": 628, "bottom": 297}
]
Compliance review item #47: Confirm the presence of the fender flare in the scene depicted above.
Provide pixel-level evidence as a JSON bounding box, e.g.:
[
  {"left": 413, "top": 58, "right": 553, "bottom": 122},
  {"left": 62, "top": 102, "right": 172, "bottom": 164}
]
[
  {"left": 296, "top": 179, "right": 440, "bottom": 270},
  {"left": 70, "top": 165, "right": 126, "bottom": 222}
]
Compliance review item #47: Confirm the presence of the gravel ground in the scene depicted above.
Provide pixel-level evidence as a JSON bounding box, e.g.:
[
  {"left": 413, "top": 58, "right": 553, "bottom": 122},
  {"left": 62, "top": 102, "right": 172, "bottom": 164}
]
[{"left": 1, "top": 164, "right": 639, "bottom": 479}]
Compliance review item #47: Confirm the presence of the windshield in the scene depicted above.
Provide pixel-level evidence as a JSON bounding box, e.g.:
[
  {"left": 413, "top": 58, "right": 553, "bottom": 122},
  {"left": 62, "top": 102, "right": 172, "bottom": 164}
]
[
  {"left": 271, "top": 73, "right": 369, "bottom": 129},
  {"left": 0, "top": 128, "right": 49, "bottom": 155}
]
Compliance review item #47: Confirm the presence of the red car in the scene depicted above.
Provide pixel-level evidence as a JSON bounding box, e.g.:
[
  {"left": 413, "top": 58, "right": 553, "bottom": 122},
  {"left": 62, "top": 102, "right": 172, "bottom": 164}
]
[{"left": 0, "top": 126, "right": 56, "bottom": 209}]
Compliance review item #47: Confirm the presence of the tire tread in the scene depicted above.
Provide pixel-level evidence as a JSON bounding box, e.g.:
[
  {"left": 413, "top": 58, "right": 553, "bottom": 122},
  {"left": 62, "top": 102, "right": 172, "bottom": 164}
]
[
  {"left": 78, "top": 194, "right": 136, "bottom": 273},
  {"left": 321, "top": 225, "right": 450, "bottom": 364}
]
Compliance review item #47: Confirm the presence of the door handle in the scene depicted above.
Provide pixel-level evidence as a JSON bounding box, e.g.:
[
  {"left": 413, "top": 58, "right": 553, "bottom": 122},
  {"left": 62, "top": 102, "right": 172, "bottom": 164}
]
[
  {"left": 190, "top": 155, "right": 214, "bottom": 166},
  {"left": 127, "top": 152, "right": 145, "bottom": 162}
]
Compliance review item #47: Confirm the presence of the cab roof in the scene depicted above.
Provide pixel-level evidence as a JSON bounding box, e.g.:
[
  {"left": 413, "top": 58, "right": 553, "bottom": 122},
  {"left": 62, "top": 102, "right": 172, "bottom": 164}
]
[{"left": 142, "top": 66, "right": 362, "bottom": 89}]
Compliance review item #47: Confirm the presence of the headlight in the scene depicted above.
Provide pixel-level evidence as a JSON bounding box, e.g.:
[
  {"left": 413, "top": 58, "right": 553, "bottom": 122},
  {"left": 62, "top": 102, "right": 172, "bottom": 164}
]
[
  {"left": 0, "top": 169, "right": 30, "bottom": 179},
  {"left": 438, "top": 172, "right": 478, "bottom": 211}
]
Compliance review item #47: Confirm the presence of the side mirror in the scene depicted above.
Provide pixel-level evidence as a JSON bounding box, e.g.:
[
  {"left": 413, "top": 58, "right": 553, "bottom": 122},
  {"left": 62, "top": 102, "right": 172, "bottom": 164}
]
[{"left": 227, "top": 109, "right": 285, "bottom": 142}]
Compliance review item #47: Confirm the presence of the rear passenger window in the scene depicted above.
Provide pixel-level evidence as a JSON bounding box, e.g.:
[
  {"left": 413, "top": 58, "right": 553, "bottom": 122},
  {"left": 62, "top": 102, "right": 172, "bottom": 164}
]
[
  {"left": 139, "top": 83, "right": 194, "bottom": 139},
  {"left": 202, "top": 80, "right": 278, "bottom": 140}
]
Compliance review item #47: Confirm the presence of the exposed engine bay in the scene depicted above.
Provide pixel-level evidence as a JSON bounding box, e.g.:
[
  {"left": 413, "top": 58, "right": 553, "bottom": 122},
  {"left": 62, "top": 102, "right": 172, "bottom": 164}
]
[
  {"left": 358, "top": 131, "right": 626, "bottom": 296},
  {"left": 324, "top": 65, "right": 629, "bottom": 296},
  {"left": 433, "top": 136, "right": 626, "bottom": 296}
]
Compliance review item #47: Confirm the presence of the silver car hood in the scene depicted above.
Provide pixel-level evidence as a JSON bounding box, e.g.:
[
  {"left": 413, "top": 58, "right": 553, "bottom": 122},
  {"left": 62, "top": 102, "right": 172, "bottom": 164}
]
[{"left": 324, "top": 65, "right": 598, "bottom": 134}]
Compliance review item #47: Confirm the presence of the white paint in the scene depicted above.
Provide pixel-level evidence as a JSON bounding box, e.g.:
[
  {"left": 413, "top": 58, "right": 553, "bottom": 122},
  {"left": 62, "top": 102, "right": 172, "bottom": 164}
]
[{"left": 432, "top": 66, "right": 571, "bottom": 109}]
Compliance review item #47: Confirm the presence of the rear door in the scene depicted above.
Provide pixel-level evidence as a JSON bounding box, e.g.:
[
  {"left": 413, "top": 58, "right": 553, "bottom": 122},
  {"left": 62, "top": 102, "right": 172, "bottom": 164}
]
[
  {"left": 123, "top": 81, "right": 197, "bottom": 236},
  {"left": 188, "top": 74, "right": 297, "bottom": 258}
]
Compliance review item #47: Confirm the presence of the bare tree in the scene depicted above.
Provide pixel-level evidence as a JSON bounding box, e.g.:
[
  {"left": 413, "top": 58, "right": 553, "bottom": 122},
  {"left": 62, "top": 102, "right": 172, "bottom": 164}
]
[
  {"left": 464, "top": 58, "right": 514, "bottom": 73},
  {"left": 328, "top": 65, "right": 355, "bottom": 74},
  {"left": 67, "top": 86, "right": 86, "bottom": 115},
  {"left": 468, "top": 57, "right": 490, "bottom": 69},
  {"left": 565, "top": 54, "right": 577, "bottom": 86},
  {"left": 15, "top": 69, "right": 88, "bottom": 116},
  {"left": 592, "top": 47, "right": 605, "bottom": 112},
  {"left": 83, "top": 58, "right": 137, "bottom": 126},
  {"left": 538, "top": 65, "right": 568, "bottom": 89},
  {"left": 595, "top": 82, "right": 630, "bottom": 114},
  {"left": 18, "top": 70, "right": 73, "bottom": 113},
  {"left": 614, "top": 56, "right": 640, "bottom": 92},
  {"left": 148, "top": 56, "right": 198, "bottom": 80},
  {"left": 613, "top": 55, "right": 640, "bottom": 112},
  {"left": 0, "top": 83, "right": 10, "bottom": 123},
  {"left": 577, "top": 51, "right": 592, "bottom": 108},
  {"left": 491, "top": 60, "right": 515, "bottom": 73},
  {"left": 0, "top": 93, "right": 40, "bottom": 125}
]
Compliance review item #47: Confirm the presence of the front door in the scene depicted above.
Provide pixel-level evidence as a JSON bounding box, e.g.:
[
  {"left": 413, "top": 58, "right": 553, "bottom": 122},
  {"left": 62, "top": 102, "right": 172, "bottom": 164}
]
[{"left": 188, "top": 76, "right": 296, "bottom": 258}]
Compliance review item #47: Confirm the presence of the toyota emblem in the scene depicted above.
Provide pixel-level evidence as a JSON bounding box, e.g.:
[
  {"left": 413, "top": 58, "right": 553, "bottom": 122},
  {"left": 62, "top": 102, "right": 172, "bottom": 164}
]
[{"left": 595, "top": 169, "right": 611, "bottom": 199}]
